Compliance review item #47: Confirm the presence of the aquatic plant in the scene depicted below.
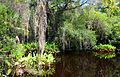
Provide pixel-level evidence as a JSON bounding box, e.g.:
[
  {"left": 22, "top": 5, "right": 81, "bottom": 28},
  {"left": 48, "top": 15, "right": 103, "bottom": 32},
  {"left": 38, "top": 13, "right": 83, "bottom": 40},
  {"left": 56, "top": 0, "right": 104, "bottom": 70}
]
[
  {"left": 93, "top": 44, "right": 116, "bottom": 59},
  {"left": 93, "top": 44, "right": 116, "bottom": 51}
]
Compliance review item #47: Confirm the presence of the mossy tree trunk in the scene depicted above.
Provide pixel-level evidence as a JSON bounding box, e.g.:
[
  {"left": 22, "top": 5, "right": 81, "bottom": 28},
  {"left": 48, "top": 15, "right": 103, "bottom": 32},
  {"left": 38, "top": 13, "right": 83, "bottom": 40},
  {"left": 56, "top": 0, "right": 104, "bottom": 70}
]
[{"left": 35, "top": 0, "right": 47, "bottom": 55}]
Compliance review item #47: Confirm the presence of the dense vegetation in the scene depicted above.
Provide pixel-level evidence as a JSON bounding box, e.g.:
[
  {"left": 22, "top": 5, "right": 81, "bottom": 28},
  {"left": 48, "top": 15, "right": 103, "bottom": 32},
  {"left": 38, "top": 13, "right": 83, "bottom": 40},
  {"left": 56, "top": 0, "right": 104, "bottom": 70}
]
[{"left": 0, "top": 0, "right": 120, "bottom": 76}]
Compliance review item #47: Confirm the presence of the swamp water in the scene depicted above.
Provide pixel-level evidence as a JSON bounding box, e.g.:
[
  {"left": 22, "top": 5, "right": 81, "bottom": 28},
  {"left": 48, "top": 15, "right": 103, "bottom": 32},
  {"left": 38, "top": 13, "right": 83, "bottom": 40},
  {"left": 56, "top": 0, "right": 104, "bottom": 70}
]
[
  {"left": 52, "top": 52, "right": 120, "bottom": 77},
  {"left": 1, "top": 52, "right": 120, "bottom": 77}
]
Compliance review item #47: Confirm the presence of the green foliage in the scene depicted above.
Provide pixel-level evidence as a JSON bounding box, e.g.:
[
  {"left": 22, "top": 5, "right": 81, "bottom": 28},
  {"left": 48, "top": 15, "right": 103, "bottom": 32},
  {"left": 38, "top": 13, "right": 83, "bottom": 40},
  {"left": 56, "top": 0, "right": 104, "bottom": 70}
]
[
  {"left": 56, "top": 10, "right": 97, "bottom": 50},
  {"left": 15, "top": 53, "right": 55, "bottom": 70},
  {"left": 4, "top": 57, "right": 13, "bottom": 75},
  {"left": 0, "top": 3, "right": 13, "bottom": 36},
  {"left": 45, "top": 42, "right": 59, "bottom": 54},
  {"left": 93, "top": 44, "right": 116, "bottom": 50},
  {"left": 49, "top": 0, "right": 65, "bottom": 10},
  {"left": 93, "top": 44, "right": 116, "bottom": 59},
  {"left": 109, "top": 16, "right": 120, "bottom": 48},
  {"left": 41, "top": 66, "right": 55, "bottom": 76},
  {"left": 94, "top": 52, "right": 116, "bottom": 59},
  {"left": 102, "top": 0, "right": 120, "bottom": 16},
  {"left": 12, "top": 44, "right": 26, "bottom": 59},
  {"left": 47, "top": 0, "right": 120, "bottom": 51},
  {"left": 15, "top": 53, "right": 37, "bottom": 69},
  {"left": 0, "top": 36, "right": 16, "bottom": 52},
  {"left": 1, "top": 0, "right": 120, "bottom": 76},
  {"left": 0, "top": 3, "right": 21, "bottom": 38},
  {"left": 0, "top": 37, "right": 26, "bottom": 59},
  {"left": 87, "top": 10, "right": 112, "bottom": 42},
  {"left": 23, "top": 42, "right": 38, "bottom": 51},
  {"left": 42, "top": 53, "right": 55, "bottom": 65},
  {"left": 0, "top": 3, "right": 24, "bottom": 57},
  {"left": 0, "top": 41, "right": 55, "bottom": 76}
]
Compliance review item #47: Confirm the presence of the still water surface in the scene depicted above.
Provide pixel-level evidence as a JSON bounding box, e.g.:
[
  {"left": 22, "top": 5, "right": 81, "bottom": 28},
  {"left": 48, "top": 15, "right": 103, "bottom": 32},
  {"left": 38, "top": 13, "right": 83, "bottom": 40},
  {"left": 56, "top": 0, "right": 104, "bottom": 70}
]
[{"left": 51, "top": 52, "right": 120, "bottom": 77}]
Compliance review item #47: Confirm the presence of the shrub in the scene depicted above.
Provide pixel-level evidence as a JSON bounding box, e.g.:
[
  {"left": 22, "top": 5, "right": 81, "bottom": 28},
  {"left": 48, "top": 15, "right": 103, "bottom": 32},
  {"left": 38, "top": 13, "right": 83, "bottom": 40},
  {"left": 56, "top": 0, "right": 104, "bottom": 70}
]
[
  {"left": 12, "top": 44, "right": 26, "bottom": 59},
  {"left": 15, "top": 53, "right": 55, "bottom": 74},
  {"left": 93, "top": 44, "right": 116, "bottom": 50},
  {"left": 23, "top": 43, "right": 38, "bottom": 51},
  {"left": 45, "top": 42, "right": 59, "bottom": 54},
  {"left": 93, "top": 44, "right": 116, "bottom": 59},
  {"left": 41, "top": 53, "right": 55, "bottom": 65}
]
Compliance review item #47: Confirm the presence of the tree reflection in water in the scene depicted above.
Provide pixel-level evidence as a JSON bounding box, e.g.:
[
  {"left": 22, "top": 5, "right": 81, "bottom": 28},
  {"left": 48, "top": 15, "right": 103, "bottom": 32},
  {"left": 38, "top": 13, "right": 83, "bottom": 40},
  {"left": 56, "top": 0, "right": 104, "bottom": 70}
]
[{"left": 52, "top": 52, "right": 120, "bottom": 77}]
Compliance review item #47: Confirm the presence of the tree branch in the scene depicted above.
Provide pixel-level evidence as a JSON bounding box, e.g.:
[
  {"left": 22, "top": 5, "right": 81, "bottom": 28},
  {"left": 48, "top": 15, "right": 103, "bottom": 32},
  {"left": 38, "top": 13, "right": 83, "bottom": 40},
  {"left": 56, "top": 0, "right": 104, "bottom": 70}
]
[{"left": 65, "top": 0, "right": 88, "bottom": 10}]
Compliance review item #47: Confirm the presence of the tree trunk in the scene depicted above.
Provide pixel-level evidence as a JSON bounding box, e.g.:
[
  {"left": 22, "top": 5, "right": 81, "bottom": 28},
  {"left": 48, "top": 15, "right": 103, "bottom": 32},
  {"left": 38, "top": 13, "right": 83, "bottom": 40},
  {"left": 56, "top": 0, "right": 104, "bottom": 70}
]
[{"left": 35, "top": 0, "right": 47, "bottom": 55}]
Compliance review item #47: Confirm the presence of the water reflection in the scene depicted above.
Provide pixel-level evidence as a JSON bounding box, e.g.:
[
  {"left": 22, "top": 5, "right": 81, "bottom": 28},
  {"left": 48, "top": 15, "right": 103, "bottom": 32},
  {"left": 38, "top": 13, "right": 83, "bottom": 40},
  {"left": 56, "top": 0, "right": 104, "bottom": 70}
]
[{"left": 52, "top": 52, "right": 120, "bottom": 77}]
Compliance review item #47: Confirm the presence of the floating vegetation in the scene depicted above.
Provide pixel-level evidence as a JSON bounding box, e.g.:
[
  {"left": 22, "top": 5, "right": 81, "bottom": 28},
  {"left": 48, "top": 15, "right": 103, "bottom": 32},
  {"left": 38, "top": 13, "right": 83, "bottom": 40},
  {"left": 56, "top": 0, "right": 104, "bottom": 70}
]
[{"left": 93, "top": 44, "right": 116, "bottom": 59}]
